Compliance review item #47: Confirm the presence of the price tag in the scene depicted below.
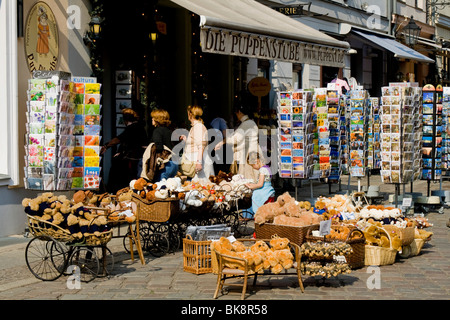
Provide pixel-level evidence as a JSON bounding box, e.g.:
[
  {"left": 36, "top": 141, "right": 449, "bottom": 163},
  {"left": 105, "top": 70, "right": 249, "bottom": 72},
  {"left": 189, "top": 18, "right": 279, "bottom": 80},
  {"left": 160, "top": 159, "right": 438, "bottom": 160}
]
[
  {"left": 402, "top": 197, "right": 412, "bottom": 207},
  {"left": 319, "top": 219, "right": 332, "bottom": 236}
]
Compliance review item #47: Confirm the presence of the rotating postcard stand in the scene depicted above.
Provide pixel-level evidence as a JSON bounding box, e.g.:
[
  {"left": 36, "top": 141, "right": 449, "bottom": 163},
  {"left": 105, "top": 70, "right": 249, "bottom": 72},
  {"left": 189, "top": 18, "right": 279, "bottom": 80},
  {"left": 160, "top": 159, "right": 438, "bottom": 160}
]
[
  {"left": 347, "top": 90, "right": 368, "bottom": 195},
  {"left": 442, "top": 87, "right": 450, "bottom": 181},
  {"left": 380, "top": 84, "right": 423, "bottom": 208},
  {"left": 24, "top": 71, "right": 103, "bottom": 191},
  {"left": 310, "top": 87, "right": 342, "bottom": 195},
  {"left": 277, "top": 90, "right": 315, "bottom": 201},
  {"left": 421, "top": 84, "right": 443, "bottom": 197}
]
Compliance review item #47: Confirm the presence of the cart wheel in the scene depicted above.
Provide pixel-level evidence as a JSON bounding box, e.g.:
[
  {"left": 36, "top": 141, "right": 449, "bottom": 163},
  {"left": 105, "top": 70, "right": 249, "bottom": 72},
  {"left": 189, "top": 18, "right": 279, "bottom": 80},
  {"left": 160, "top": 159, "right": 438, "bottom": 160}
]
[
  {"left": 123, "top": 227, "right": 146, "bottom": 254},
  {"left": 25, "top": 237, "right": 67, "bottom": 281},
  {"left": 399, "top": 245, "right": 412, "bottom": 259},
  {"left": 68, "top": 247, "right": 100, "bottom": 282},
  {"left": 146, "top": 233, "right": 170, "bottom": 257},
  {"left": 153, "top": 224, "right": 180, "bottom": 252},
  {"left": 91, "top": 246, "right": 115, "bottom": 277}
]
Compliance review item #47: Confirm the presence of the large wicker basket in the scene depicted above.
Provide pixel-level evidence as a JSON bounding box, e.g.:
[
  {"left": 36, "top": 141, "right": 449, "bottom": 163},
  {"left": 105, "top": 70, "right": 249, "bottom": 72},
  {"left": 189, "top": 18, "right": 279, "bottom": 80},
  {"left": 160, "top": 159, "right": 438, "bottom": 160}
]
[
  {"left": 410, "top": 238, "right": 426, "bottom": 256},
  {"left": 342, "top": 228, "right": 366, "bottom": 269},
  {"left": 382, "top": 225, "right": 415, "bottom": 246},
  {"left": 364, "top": 227, "right": 397, "bottom": 266},
  {"left": 27, "top": 215, "right": 112, "bottom": 246},
  {"left": 255, "top": 223, "right": 319, "bottom": 246},
  {"left": 132, "top": 193, "right": 180, "bottom": 223},
  {"left": 305, "top": 226, "right": 366, "bottom": 269},
  {"left": 183, "top": 235, "right": 213, "bottom": 275}
]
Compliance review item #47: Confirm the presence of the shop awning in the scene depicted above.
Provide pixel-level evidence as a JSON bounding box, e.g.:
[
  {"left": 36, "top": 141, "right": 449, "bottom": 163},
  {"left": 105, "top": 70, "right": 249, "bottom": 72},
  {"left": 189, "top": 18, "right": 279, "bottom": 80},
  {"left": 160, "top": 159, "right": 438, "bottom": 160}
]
[
  {"left": 352, "top": 29, "right": 435, "bottom": 64},
  {"left": 169, "top": 0, "right": 350, "bottom": 68}
]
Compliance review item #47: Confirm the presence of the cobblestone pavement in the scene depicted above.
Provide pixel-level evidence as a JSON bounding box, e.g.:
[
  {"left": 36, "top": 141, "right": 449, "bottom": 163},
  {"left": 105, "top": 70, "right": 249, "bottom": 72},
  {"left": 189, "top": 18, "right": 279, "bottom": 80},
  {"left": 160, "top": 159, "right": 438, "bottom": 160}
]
[{"left": 0, "top": 176, "right": 449, "bottom": 303}]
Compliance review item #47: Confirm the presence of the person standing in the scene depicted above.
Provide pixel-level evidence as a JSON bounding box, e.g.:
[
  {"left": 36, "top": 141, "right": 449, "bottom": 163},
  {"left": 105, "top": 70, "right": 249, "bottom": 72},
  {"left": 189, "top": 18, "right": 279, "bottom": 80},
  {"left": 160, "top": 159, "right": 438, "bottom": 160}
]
[
  {"left": 180, "top": 105, "right": 214, "bottom": 180},
  {"left": 141, "top": 109, "right": 178, "bottom": 182},
  {"left": 101, "top": 108, "right": 148, "bottom": 193},
  {"left": 216, "top": 104, "right": 260, "bottom": 181},
  {"left": 210, "top": 117, "right": 229, "bottom": 174}
]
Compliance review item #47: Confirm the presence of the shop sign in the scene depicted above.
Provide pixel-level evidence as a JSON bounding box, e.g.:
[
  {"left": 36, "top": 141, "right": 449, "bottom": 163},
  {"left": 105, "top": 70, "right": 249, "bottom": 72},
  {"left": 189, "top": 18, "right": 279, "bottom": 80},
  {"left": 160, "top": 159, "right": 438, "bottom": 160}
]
[
  {"left": 200, "top": 27, "right": 345, "bottom": 68},
  {"left": 248, "top": 77, "right": 271, "bottom": 97},
  {"left": 24, "top": 2, "right": 59, "bottom": 74}
]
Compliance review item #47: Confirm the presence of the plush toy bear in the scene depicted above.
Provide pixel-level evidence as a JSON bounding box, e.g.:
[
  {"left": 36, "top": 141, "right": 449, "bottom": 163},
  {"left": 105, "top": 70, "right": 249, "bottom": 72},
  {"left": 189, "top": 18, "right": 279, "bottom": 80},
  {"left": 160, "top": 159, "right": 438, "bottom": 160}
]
[
  {"left": 277, "top": 192, "right": 300, "bottom": 217},
  {"left": 269, "top": 236, "right": 294, "bottom": 272},
  {"left": 254, "top": 202, "right": 285, "bottom": 224}
]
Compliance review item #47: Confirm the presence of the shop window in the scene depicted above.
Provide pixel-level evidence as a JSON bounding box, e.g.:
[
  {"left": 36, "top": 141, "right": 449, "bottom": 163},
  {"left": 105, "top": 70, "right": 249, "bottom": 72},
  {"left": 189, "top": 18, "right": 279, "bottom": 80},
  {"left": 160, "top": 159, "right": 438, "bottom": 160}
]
[
  {"left": 293, "top": 64, "right": 302, "bottom": 89},
  {"left": 321, "top": 66, "right": 340, "bottom": 87}
]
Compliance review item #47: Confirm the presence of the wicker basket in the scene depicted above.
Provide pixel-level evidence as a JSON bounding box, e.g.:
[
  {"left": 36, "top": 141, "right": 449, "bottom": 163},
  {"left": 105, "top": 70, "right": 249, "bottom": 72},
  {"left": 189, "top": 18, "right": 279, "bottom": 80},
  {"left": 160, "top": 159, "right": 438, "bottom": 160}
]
[
  {"left": 382, "top": 225, "right": 415, "bottom": 246},
  {"left": 27, "top": 215, "right": 74, "bottom": 242},
  {"left": 305, "top": 226, "right": 365, "bottom": 269},
  {"left": 255, "top": 223, "right": 319, "bottom": 246},
  {"left": 410, "top": 238, "right": 426, "bottom": 256},
  {"left": 183, "top": 235, "right": 213, "bottom": 275},
  {"left": 364, "top": 227, "right": 397, "bottom": 266},
  {"left": 27, "top": 215, "right": 112, "bottom": 246},
  {"left": 132, "top": 193, "right": 180, "bottom": 223},
  {"left": 342, "top": 228, "right": 366, "bottom": 269}
]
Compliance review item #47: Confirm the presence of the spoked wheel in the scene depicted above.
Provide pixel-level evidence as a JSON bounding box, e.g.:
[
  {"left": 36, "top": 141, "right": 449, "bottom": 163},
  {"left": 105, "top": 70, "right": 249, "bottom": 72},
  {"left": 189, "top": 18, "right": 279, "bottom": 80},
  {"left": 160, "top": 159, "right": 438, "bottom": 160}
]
[
  {"left": 146, "top": 233, "right": 170, "bottom": 257},
  {"left": 153, "top": 224, "right": 180, "bottom": 252},
  {"left": 91, "top": 246, "right": 115, "bottom": 277},
  {"left": 68, "top": 247, "right": 100, "bottom": 283},
  {"left": 123, "top": 226, "right": 147, "bottom": 255},
  {"left": 25, "top": 237, "right": 67, "bottom": 281}
]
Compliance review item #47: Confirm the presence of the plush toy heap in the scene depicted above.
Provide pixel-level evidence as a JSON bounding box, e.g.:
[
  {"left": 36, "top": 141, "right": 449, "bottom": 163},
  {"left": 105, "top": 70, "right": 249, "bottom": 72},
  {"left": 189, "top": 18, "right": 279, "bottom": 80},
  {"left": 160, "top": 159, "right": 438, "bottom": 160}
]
[
  {"left": 22, "top": 192, "right": 111, "bottom": 241},
  {"left": 128, "top": 174, "right": 252, "bottom": 210},
  {"left": 360, "top": 219, "right": 402, "bottom": 251},
  {"left": 211, "top": 236, "right": 294, "bottom": 274},
  {"left": 300, "top": 241, "right": 353, "bottom": 278},
  {"left": 254, "top": 192, "right": 322, "bottom": 227},
  {"left": 313, "top": 194, "right": 357, "bottom": 221},
  {"left": 355, "top": 205, "right": 402, "bottom": 221}
]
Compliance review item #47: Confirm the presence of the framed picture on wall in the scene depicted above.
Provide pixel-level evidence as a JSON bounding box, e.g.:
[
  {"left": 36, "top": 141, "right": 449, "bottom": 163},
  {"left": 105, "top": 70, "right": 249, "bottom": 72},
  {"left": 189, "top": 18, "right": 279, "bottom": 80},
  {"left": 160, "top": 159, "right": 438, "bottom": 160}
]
[
  {"left": 115, "top": 70, "right": 133, "bottom": 84},
  {"left": 116, "top": 85, "right": 132, "bottom": 99},
  {"left": 116, "top": 99, "right": 132, "bottom": 113},
  {"left": 116, "top": 114, "right": 126, "bottom": 127}
]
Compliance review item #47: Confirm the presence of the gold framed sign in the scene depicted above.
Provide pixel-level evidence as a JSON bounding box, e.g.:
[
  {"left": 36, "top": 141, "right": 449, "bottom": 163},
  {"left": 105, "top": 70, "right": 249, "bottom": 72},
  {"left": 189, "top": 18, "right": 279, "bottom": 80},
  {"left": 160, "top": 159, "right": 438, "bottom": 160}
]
[{"left": 24, "top": 2, "right": 59, "bottom": 73}]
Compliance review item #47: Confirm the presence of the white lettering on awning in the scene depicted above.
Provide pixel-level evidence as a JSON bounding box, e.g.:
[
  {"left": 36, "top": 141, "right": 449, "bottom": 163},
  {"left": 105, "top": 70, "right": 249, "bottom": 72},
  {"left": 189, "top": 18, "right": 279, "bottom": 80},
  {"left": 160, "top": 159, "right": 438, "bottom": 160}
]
[{"left": 200, "top": 27, "right": 345, "bottom": 68}]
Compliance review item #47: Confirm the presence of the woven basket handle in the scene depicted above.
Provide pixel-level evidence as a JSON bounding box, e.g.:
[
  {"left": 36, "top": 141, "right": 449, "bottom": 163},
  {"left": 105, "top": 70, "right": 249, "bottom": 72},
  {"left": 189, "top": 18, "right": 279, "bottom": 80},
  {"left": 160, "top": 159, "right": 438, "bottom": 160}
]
[{"left": 346, "top": 228, "right": 364, "bottom": 242}]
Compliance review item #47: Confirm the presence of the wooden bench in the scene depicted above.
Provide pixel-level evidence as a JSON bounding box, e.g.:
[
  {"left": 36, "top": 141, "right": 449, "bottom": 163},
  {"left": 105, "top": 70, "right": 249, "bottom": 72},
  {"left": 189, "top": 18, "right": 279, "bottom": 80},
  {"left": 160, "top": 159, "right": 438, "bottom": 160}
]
[{"left": 212, "top": 239, "right": 304, "bottom": 300}]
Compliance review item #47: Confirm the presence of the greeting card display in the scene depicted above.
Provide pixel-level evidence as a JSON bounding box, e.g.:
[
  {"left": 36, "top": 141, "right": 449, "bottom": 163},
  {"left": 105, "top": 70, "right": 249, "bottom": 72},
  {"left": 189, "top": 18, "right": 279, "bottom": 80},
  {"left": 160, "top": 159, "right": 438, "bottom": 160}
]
[
  {"left": 277, "top": 90, "right": 314, "bottom": 179},
  {"left": 312, "top": 88, "right": 330, "bottom": 179},
  {"left": 327, "top": 90, "right": 341, "bottom": 182},
  {"left": 71, "top": 81, "right": 102, "bottom": 189},
  {"left": 380, "top": 84, "right": 422, "bottom": 184},
  {"left": 339, "top": 96, "right": 350, "bottom": 174},
  {"left": 367, "top": 98, "right": 381, "bottom": 169},
  {"left": 25, "top": 74, "right": 76, "bottom": 190},
  {"left": 442, "top": 87, "right": 450, "bottom": 177},
  {"left": 421, "top": 84, "right": 443, "bottom": 181},
  {"left": 348, "top": 90, "right": 368, "bottom": 177}
]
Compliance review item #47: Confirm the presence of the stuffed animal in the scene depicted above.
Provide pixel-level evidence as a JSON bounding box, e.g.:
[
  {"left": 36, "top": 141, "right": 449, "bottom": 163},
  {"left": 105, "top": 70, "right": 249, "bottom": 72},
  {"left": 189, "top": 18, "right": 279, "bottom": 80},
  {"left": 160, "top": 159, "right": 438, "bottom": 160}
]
[
  {"left": 254, "top": 202, "right": 285, "bottom": 224},
  {"left": 269, "top": 236, "right": 294, "bottom": 272}
]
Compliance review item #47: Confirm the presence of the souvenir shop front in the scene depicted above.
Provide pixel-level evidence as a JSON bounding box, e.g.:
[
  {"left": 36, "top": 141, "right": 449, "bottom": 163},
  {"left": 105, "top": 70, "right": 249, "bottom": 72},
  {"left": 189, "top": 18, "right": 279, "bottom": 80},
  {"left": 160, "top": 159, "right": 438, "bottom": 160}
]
[{"left": 96, "top": 0, "right": 351, "bottom": 184}]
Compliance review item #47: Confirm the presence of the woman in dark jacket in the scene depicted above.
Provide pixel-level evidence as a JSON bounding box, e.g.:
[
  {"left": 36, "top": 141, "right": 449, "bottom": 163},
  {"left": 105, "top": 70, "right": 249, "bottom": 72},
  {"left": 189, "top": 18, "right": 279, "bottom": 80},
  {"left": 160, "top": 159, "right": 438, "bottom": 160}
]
[
  {"left": 101, "top": 108, "right": 148, "bottom": 193},
  {"left": 147, "top": 109, "right": 178, "bottom": 181}
]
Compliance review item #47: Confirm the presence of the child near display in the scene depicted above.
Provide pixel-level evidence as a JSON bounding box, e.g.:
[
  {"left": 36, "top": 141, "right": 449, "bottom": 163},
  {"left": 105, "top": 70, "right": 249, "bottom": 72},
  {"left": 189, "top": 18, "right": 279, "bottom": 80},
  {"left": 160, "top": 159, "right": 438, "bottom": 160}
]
[{"left": 242, "top": 151, "right": 275, "bottom": 220}]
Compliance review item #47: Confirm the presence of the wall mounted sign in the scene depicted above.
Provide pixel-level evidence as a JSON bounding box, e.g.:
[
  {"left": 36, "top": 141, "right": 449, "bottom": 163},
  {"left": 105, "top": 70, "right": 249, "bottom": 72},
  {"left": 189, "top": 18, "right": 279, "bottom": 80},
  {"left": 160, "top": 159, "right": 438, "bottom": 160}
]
[
  {"left": 200, "top": 27, "right": 345, "bottom": 68},
  {"left": 24, "top": 2, "right": 59, "bottom": 74}
]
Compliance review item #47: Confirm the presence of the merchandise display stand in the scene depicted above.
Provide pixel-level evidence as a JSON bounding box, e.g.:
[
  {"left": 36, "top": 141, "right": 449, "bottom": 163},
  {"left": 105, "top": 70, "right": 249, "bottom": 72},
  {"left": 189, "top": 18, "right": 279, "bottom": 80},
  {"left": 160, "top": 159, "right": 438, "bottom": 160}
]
[
  {"left": 24, "top": 71, "right": 103, "bottom": 191},
  {"left": 442, "top": 87, "right": 450, "bottom": 180},
  {"left": 421, "top": 84, "right": 443, "bottom": 197},
  {"left": 379, "top": 83, "right": 423, "bottom": 206},
  {"left": 25, "top": 71, "right": 74, "bottom": 190},
  {"left": 72, "top": 79, "right": 103, "bottom": 190},
  {"left": 277, "top": 90, "right": 315, "bottom": 200}
]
